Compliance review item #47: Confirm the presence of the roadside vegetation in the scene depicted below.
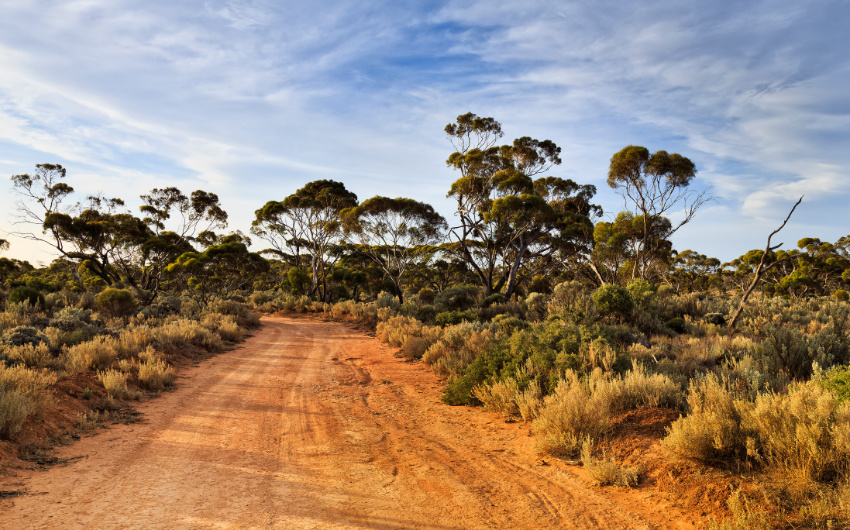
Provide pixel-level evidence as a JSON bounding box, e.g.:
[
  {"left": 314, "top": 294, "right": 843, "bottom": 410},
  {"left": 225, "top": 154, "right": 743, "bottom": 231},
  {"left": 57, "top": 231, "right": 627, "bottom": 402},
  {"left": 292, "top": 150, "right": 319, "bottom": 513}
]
[{"left": 2, "top": 112, "right": 849, "bottom": 527}]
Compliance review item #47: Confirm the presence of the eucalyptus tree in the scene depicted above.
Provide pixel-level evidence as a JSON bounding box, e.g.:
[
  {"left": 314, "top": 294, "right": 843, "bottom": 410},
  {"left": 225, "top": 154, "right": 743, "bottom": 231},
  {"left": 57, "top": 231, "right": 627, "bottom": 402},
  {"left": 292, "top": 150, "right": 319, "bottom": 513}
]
[
  {"left": 166, "top": 234, "right": 268, "bottom": 306},
  {"left": 253, "top": 180, "right": 358, "bottom": 300},
  {"left": 342, "top": 196, "right": 447, "bottom": 303},
  {"left": 607, "top": 146, "right": 708, "bottom": 280},
  {"left": 140, "top": 187, "right": 228, "bottom": 240},
  {"left": 444, "top": 113, "right": 600, "bottom": 297}
]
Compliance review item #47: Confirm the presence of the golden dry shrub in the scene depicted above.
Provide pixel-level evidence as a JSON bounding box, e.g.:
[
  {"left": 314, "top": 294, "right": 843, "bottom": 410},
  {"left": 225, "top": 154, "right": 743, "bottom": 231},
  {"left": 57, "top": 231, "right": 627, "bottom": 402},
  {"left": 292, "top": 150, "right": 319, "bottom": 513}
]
[
  {"left": 114, "top": 327, "right": 154, "bottom": 358},
  {"left": 97, "top": 368, "right": 138, "bottom": 399},
  {"left": 65, "top": 336, "right": 119, "bottom": 373},
  {"left": 473, "top": 377, "right": 521, "bottom": 417},
  {"left": 137, "top": 356, "right": 175, "bottom": 391},
  {"left": 377, "top": 315, "right": 422, "bottom": 347},
  {"left": 422, "top": 322, "right": 492, "bottom": 377},
  {"left": 707, "top": 490, "right": 771, "bottom": 530},
  {"left": 515, "top": 379, "right": 544, "bottom": 421},
  {"left": 4, "top": 342, "right": 52, "bottom": 369},
  {"left": 533, "top": 371, "right": 612, "bottom": 456},
  {"left": 399, "top": 337, "right": 429, "bottom": 360},
  {"left": 216, "top": 316, "right": 244, "bottom": 342},
  {"left": 151, "top": 319, "right": 223, "bottom": 352},
  {"left": 0, "top": 363, "right": 57, "bottom": 439},
  {"left": 581, "top": 438, "right": 642, "bottom": 487},
  {"left": 662, "top": 374, "right": 749, "bottom": 463},
  {"left": 593, "top": 362, "right": 682, "bottom": 413},
  {"left": 201, "top": 314, "right": 244, "bottom": 342},
  {"left": 746, "top": 383, "right": 850, "bottom": 483}
]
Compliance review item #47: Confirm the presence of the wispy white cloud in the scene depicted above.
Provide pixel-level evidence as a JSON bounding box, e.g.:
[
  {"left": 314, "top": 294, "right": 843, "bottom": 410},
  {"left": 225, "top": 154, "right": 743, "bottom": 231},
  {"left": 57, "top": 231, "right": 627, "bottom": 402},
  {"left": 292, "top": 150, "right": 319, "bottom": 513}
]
[{"left": 0, "top": 0, "right": 848, "bottom": 263}]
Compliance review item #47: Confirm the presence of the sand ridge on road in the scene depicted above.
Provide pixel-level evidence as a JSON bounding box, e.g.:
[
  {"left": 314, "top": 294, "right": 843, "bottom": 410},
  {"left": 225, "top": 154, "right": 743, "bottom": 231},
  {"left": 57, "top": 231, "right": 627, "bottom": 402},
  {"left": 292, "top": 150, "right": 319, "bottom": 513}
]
[{"left": 0, "top": 316, "right": 694, "bottom": 529}]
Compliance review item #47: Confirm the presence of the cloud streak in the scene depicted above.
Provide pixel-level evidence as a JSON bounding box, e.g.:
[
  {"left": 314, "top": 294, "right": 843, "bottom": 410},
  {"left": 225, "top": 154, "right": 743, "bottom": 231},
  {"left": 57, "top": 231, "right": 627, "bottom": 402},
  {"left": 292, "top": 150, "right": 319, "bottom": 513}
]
[{"left": 0, "top": 0, "right": 848, "bottom": 262}]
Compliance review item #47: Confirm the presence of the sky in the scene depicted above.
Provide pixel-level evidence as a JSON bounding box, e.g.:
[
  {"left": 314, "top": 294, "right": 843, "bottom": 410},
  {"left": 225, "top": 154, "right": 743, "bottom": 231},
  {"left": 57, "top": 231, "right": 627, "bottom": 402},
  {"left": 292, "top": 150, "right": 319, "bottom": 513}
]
[{"left": 1, "top": 0, "right": 848, "bottom": 266}]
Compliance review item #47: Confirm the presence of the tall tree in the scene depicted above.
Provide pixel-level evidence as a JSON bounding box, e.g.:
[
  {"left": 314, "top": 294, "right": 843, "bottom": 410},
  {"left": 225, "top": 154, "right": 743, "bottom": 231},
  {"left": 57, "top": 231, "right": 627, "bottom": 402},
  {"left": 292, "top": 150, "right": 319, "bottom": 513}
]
[
  {"left": 140, "top": 187, "right": 228, "bottom": 241},
  {"left": 252, "top": 180, "right": 358, "bottom": 301},
  {"left": 166, "top": 234, "right": 268, "bottom": 306},
  {"left": 445, "top": 113, "right": 600, "bottom": 297},
  {"left": 342, "top": 196, "right": 447, "bottom": 303},
  {"left": 607, "top": 146, "right": 708, "bottom": 280}
]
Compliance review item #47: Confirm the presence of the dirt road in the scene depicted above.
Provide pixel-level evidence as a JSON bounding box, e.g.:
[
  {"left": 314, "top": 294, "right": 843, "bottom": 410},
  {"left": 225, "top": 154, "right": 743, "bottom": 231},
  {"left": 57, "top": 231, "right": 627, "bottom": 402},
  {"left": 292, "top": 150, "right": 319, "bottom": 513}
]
[{"left": 0, "top": 316, "right": 694, "bottom": 529}]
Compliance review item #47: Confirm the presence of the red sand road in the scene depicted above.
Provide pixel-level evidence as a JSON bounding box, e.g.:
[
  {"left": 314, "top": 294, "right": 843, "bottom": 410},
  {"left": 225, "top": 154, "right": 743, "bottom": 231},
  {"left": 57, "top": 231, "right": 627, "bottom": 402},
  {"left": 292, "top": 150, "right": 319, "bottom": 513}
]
[{"left": 0, "top": 316, "right": 695, "bottom": 529}]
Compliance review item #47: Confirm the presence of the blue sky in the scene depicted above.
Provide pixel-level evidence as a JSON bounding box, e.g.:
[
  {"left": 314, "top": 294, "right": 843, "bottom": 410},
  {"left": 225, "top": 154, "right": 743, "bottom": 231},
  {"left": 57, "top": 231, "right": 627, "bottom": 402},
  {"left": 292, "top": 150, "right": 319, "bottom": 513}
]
[{"left": 1, "top": 0, "right": 848, "bottom": 265}]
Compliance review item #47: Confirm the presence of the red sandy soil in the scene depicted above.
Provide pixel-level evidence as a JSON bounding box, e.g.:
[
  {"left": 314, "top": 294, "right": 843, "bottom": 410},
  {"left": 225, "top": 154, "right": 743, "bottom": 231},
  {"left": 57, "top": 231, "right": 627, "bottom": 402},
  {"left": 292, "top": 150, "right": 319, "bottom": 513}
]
[{"left": 0, "top": 316, "right": 705, "bottom": 529}]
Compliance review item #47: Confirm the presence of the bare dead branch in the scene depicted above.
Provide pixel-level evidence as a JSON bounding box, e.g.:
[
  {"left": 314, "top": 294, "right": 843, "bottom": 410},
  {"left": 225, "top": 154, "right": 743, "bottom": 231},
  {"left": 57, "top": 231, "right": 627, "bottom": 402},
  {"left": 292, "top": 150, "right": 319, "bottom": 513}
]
[{"left": 727, "top": 196, "right": 803, "bottom": 331}]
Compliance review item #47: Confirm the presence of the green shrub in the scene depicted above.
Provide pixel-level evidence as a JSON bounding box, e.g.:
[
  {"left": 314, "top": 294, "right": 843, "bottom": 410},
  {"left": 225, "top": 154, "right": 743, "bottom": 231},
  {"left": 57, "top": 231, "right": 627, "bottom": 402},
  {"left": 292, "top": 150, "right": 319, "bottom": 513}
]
[
  {"left": 626, "top": 278, "right": 655, "bottom": 311},
  {"left": 424, "top": 322, "right": 493, "bottom": 379},
  {"left": 442, "top": 320, "right": 581, "bottom": 405},
  {"left": 95, "top": 288, "right": 137, "bottom": 318},
  {"left": 9, "top": 286, "right": 45, "bottom": 308},
  {"left": 483, "top": 293, "right": 507, "bottom": 307},
  {"left": 525, "top": 292, "right": 548, "bottom": 321},
  {"left": 548, "top": 281, "right": 596, "bottom": 322},
  {"left": 833, "top": 289, "right": 849, "bottom": 302},
  {"left": 435, "top": 285, "right": 480, "bottom": 312},
  {"left": 815, "top": 364, "right": 850, "bottom": 403},
  {"left": 415, "top": 304, "right": 437, "bottom": 324},
  {"left": 666, "top": 317, "right": 687, "bottom": 333},
  {"left": 592, "top": 284, "right": 634, "bottom": 318},
  {"left": 758, "top": 324, "right": 850, "bottom": 380},
  {"left": 418, "top": 287, "right": 436, "bottom": 304},
  {"left": 657, "top": 284, "right": 674, "bottom": 298},
  {"left": 435, "top": 310, "right": 477, "bottom": 327}
]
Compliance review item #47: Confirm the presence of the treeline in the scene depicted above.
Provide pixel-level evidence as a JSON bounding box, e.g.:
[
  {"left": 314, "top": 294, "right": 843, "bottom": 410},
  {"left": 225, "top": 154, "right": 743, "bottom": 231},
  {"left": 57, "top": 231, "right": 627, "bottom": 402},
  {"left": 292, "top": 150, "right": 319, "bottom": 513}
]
[{"left": 3, "top": 113, "right": 847, "bottom": 307}]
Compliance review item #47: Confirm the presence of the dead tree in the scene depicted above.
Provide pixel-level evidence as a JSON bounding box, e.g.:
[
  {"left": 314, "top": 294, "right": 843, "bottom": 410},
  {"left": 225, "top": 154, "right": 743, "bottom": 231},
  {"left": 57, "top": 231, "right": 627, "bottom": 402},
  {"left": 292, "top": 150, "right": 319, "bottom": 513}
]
[{"left": 727, "top": 197, "right": 803, "bottom": 331}]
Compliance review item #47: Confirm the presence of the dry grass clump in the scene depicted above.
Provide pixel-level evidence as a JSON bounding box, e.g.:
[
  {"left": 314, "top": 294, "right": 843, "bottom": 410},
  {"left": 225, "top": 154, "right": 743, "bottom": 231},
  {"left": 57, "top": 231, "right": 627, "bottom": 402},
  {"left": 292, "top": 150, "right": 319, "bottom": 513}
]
[
  {"left": 151, "top": 319, "right": 224, "bottom": 351},
  {"left": 472, "top": 374, "right": 545, "bottom": 421},
  {"left": 664, "top": 377, "right": 850, "bottom": 484},
  {"left": 64, "top": 336, "right": 118, "bottom": 372},
  {"left": 44, "top": 326, "right": 96, "bottom": 349},
  {"left": 377, "top": 315, "right": 422, "bottom": 346},
  {"left": 662, "top": 374, "right": 748, "bottom": 463},
  {"left": 581, "top": 438, "right": 642, "bottom": 487},
  {"left": 707, "top": 490, "right": 772, "bottom": 530},
  {"left": 398, "top": 337, "right": 429, "bottom": 360},
  {"left": 0, "top": 363, "right": 57, "bottom": 439},
  {"left": 136, "top": 347, "right": 175, "bottom": 391},
  {"left": 98, "top": 368, "right": 139, "bottom": 399},
  {"left": 594, "top": 362, "right": 682, "bottom": 412},
  {"left": 473, "top": 377, "right": 521, "bottom": 417},
  {"left": 201, "top": 314, "right": 244, "bottom": 342},
  {"left": 474, "top": 363, "right": 680, "bottom": 425},
  {"left": 422, "top": 322, "right": 493, "bottom": 377},
  {"left": 3, "top": 342, "right": 52, "bottom": 369},
  {"left": 533, "top": 371, "right": 612, "bottom": 456},
  {"left": 748, "top": 383, "right": 850, "bottom": 483},
  {"left": 0, "top": 300, "right": 41, "bottom": 330},
  {"left": 375, "top": 315, "right": 446, "bottom": 360},
  {"left": 114, "top": 327, "right": 154, "bottom": 358},
  {"left": 328, "top": 300, "right": 379, "bottom": 328}
]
